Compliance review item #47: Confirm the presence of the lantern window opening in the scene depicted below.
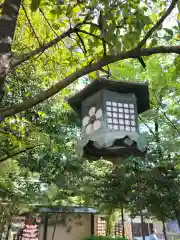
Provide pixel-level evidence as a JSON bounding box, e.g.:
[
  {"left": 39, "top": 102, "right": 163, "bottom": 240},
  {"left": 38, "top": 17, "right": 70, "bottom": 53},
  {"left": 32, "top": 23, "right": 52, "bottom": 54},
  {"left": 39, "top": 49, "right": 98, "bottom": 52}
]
[
  {"left": 114, "top": 125, "right": 118, "bottom": 130},
  {"left": 119, "top": 119, "right": 124, "bottom": 124},
  {"left": 113, "top": 119, "right": 118, "bottom": 124},
  {"left": 107, "top": 118, "right": 112, "bottom": 123},
  {"left": 107, "top": 112, "right": 112, "bottom": 117},
  {"left": 119, "top": 125, "right": 124, "bottom": 130},
  {"left": 105, "top": 100, "right": 137, "bottom": 132},
  {"left": 112, "top": 102, "right": 117, "bottom": 106},
  {"left": 113, "top": 112, "right": 118, "bottom": 118},
  {"left": 113, "top": 107, "right": 117, "bottom": 112},
  {"left": 125, "top": 120, "right": 130, "bottom": 125}
]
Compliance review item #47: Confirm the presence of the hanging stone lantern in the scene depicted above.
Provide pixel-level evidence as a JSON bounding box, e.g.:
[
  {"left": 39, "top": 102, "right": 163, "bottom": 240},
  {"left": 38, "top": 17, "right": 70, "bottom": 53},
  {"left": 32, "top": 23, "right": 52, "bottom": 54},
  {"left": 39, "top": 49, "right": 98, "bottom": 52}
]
[{"left": 67, "top": 78, "right": 150, "bottom": 162}]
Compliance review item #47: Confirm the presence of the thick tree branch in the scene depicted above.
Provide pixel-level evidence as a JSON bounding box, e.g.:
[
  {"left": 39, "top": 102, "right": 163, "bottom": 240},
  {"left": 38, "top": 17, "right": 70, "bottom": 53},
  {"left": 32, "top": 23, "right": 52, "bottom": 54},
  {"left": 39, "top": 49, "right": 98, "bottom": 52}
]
[
  {"left": 0, "top": 45, "right": 180, "bottom": 120},
  {"left": 137, "top": 0, "right": 178, "bottom": 48}
]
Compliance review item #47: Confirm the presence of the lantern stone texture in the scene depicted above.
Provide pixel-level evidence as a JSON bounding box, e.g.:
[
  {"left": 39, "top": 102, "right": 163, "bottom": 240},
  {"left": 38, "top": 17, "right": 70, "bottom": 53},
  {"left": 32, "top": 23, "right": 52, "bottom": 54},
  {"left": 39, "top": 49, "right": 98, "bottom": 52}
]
[{"left": 67, "top": 78, "right": 150, "bottom": 161}]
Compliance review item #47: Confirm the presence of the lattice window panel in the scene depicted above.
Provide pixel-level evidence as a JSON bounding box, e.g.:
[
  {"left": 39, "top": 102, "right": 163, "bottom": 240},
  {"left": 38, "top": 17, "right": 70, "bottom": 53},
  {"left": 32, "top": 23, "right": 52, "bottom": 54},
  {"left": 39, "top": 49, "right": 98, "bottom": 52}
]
[
  {"left": 106, "top": 101, "right": 136, "bottom": 132},
  {"left": 97, "top": 217, "right": 106, "bottom": 236}
]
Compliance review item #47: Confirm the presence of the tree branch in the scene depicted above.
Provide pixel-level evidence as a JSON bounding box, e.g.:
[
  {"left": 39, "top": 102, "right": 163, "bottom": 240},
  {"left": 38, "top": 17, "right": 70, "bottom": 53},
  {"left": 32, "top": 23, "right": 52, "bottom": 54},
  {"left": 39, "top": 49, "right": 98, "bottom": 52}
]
[
  {"left": 39, "top": 7, "right": 69, "bottom": 52},
  {"left": 84, "top": 22, "right": 100, "bottom": 29},
  {"left": 10, "top": 4, "right": 97, "bottom": 68},
  {"left": 152, "top": 94, "right": 180, "bottom": 134},
  {"left": 77, "top": 29, "right": 110, "bottom": 54},
  {"left": 75, "top": 31, "right": 87, "bottom": 54},
  {"left": 77, "top": 29, "right": 108, "bottom": 43},
  {"left": 100, "top": 67, "right": 112, "bottom": 78},
  {"left": 0, "top": 45, "right": 179, "bottom": 120},
  {"left": 138, "top": 116, "right": 155, "bottom": 135},
  {"left": 0, "top": 145, "right": 42, "bottom": 163},
  {"left": 39, "top": 8, "right": 58, "bottom": 37},
  {"left": 21, "top": 4, "right": 41, "bottom": 46},
  {"left": 10, "top": 22, "right": 85, "bottom": 68},
  {"left": 137, "top": 0, "right": 178, "bottom": 48}
]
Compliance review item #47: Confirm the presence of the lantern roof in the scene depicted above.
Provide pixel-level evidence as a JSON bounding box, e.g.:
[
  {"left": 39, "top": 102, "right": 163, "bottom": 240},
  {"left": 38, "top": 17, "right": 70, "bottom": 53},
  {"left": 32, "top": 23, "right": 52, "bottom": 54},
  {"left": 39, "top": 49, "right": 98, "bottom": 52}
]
[{"left": 67, "top": 78, "right": 149, "bottom": 115}]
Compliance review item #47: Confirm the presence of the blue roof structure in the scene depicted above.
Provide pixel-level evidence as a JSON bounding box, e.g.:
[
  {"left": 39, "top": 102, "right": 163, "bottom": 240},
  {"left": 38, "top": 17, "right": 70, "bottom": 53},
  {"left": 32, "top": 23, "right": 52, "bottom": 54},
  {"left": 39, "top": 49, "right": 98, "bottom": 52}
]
[{"left": 39, "top": 206, "right": 96, "bottom": 214}]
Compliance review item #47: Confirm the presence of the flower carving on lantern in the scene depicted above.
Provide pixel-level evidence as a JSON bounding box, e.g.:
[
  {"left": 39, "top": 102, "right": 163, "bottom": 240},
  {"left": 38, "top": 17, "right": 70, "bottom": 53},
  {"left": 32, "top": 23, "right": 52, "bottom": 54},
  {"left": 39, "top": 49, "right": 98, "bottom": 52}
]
[{"left": 82, "top": 106, "right": 102, "bottom": 135}]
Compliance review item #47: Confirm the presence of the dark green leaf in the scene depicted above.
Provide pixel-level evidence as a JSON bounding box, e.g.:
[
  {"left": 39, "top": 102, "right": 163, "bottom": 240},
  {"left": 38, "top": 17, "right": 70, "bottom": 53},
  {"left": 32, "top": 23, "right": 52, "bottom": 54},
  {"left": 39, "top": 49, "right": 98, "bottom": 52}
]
[
  {"left": 163, "top": 28, "right": 173, "bottom": 37},
  {"left": 30, "top": 0, "right": 41, "bottom": 12}
]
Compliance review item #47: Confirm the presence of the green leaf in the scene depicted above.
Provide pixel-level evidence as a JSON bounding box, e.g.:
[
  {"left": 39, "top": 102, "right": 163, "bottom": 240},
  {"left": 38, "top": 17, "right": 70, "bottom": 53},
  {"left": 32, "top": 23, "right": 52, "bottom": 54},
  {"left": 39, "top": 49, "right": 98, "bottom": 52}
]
[
  {"left": 90, "top": 24, "right": 96, "bottom": 34},
  {"left": 163, "top": 28, "right": 173, "bottom": 37},
  {"left": 177, "top": 13, "right": 180, "bottom": 21},
  {"left": 30, "top": 0, "right": 41, "bottom": 12},
  {"left": 178, "top": 1, "right": 180, "bottom": 12},
  {"left": 149, "top": 39, "right": 158, "bottom": 47},
  {"left": 174, "top": 56, "right": 180, "bottom": 75},
  {"left": 152, "top": 13, "right": 157, "bottom": 22}
]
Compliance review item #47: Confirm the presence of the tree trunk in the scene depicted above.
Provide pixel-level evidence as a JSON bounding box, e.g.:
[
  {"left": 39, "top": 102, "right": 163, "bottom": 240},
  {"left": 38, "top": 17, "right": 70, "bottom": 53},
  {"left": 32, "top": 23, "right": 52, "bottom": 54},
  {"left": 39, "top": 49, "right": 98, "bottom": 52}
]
[
  {"left": 52, "top": 213, "right": 58, "bottom": 240},
  {"left": 0, "top": 0, "right": 21, "bottom": 53},
  {"left": 106, "top": 209, "right": 114, "bottom": 236},
  {"left": 121, "top": 205, "right": 125, "bottom": 238},
  {"left": 106, "top": 214, "right": 111, "bottom": 236},
  {"left": 43, "top": 213, "right": 48, "bottom": 240},
  {"left": 130, "top": 216, "right": 134, "bottom": 240},
  {"left": 5, "top": 217, "right": 12, "bottom": 240},
  {"left": 174, "top": 208, "right": 180, "bottom": 229},
  {"left": 137, "top": 174, "right": 145, "bottom": 240},
  {"left": 0, "top": 0, "right": 21, "bottom": 99},
  {"left": 162, "top": 220, "right": 168, "bottom": 240},
  {"left": 155, "top": 118, "right": 180, "bottom": 230},
  {"left": 0, "top": 209, "right": 6, "bottom": 239},
  {"left": 140, "top": 207, "right": 145, "bottom": 240},
  {"left": 0, "top": 206, "right": 3, "bottom": 239},
  {"left": 5, "top": 202, "right": 16, "bottom": 240}
]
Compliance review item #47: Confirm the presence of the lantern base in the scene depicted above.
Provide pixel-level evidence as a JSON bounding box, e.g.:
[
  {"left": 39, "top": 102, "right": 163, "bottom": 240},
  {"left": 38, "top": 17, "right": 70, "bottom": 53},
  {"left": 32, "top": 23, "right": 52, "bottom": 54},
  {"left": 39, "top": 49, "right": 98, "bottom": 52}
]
[{"left": 82, "top": 138, "right": 147, "bottom": 161}]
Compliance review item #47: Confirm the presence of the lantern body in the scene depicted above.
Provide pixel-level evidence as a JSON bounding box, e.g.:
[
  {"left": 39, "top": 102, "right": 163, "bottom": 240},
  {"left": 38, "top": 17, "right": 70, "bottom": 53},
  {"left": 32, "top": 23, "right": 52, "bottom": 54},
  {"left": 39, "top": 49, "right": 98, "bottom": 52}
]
[
  {"left": 67, "top": 79, "right": 149, "bottom": 161},
  {"left": 81, "top": 90, "right": 139, "bottom": 135}
]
